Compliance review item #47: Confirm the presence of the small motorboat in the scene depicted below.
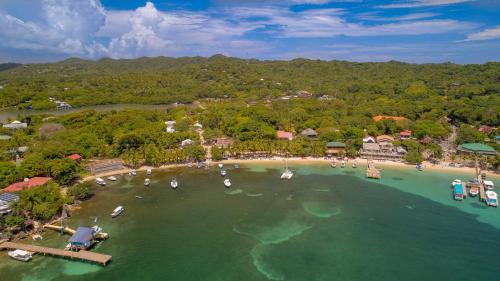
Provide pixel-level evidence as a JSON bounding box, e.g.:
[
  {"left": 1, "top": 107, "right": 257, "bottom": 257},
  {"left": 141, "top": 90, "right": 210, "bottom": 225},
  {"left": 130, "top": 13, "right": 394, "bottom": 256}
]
[
  {"left": 481, "top": 172, "right": 487, "bottom": 180},
  {"left": 135, "top": 195, "right": 143, "bottom": 199},
  {"left": 147, "top": 168, "right": 152, "bottom": 175},
  {"left": 352, "top": 160, "right": 358, "bottom": 168},
  {"left": 469, "top": 184, "right": 479, "bottom": 197},
  {"left": 111, "top": 206, "right": 124, "bottom": 218},
  {"left": 485, "top": 191, "right": 498, "bottom": 207},
  {"left": 8, "top": 250, "right": 32, "bottom": 262},
  {"left": 416, "top": 163, "right": 423, "bottom": 171},
  {"left": 340, "top": 160, "right": 346, "bottom": 168},
  {"left": 187, "top": 163, "right": 193, "bottom": 168},
  {"left": 95, "top": 178, "right": 106, "bottom": 186},
  {"left": 330, "top": 161, "right": 337, "bottom": 168},
  {"left": 171, "top": 178, "right": 178, "bottom": 189},
  {"left": 218, "top": 163, "right": 224, "bottom": 169},
  {"left": 107, "top": 176, "right": 117, "bottom": 181},
  {"left": 221, "top": 169, "right": 227, "bottom": 176},
  {"left": 484, "top": 180, "right": 495, "bottom": 190},
  {"left": 144, "top": 178, "right": 151, "bottom": 186},
  {"left": 451, "top": 179, "right": 462, "bottom": 188},
  {"left": 234, "top": 163, "right": 240, "bottom": 169},
  {"left": 129, "top": 170, "right": 137, "bottom": 176},
  {"left": 224, "top": 178, "right": 231, "bottom": 188},
  {"left": 453, "top": 181, "right": 464, "bottom": 201},
  {"left": 281, "top": 169, "right": 293, "bottom": 180}
]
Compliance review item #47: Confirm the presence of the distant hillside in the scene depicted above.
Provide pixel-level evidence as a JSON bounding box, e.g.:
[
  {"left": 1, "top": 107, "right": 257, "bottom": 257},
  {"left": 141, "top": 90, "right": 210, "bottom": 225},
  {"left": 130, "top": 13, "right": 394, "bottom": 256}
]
[
  {"left": 0, "top": 63, "right": 21, "bottom": 72},
  {"left": 0, "top": 55, "right": 498, "bottom": 125}
]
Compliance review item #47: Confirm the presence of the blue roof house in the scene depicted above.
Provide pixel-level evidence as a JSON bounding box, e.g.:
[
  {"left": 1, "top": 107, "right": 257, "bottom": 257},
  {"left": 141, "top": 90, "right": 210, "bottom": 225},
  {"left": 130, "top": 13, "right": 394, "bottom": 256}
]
[{"left": 69, "top": 227, "right": 95, "bottom": 250}]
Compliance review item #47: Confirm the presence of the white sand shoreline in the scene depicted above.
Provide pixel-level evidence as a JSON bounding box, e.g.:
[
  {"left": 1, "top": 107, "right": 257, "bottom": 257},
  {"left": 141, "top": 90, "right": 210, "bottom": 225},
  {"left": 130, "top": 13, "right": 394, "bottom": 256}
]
[{"left": 81, "top": 157, "right": 499, "bottom": 183}]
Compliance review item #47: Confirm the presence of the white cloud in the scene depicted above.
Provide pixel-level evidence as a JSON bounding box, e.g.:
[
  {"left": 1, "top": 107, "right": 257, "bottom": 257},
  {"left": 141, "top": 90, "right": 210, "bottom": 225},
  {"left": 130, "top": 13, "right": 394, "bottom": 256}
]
[
  {"left": 378, "top": 0, "right": 475, "bottom": 8},
  {"left": 358, "top": 12, "right": 439, "bottom": 21},
  {"left": 463, "top": 26, "right": 500, "bottom": 41}
]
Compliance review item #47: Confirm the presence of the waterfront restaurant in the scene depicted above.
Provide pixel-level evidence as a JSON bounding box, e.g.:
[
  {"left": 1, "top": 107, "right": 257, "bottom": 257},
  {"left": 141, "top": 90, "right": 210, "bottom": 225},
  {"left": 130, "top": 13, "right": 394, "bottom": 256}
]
[
  {"left": 326, "top": 142, "right": 346, "bottom": 156},
  {"left": 457, "top": 143, "right": 497, "bottom": 156},
  {"left": 86, "top": 159, "right": 124, "bottom": 175}
]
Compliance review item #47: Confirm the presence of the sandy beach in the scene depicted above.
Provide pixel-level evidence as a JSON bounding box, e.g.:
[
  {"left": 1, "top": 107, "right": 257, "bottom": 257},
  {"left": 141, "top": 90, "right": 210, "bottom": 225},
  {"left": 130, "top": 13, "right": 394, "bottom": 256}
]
[{"left": 81, "top": 157, "right": 499, "bottom": 183}]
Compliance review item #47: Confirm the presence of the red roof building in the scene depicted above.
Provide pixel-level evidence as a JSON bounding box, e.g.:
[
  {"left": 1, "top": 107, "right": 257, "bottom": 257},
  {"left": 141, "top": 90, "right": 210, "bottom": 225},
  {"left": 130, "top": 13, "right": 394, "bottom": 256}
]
[
  {"left": 479, "top": 125, "right": 495, "bottom": 134},
  {"left": 4, "top": 177, "right": 52, "bottom": 192},
  {"left": 67, "top": 154, "right": 82, "bottom": 162},
  {"left": 277, "top": 131, "right": 294, "bottom": 141},
  {"left": 399, "top": 130, "right": 412, "bottom": 139}
]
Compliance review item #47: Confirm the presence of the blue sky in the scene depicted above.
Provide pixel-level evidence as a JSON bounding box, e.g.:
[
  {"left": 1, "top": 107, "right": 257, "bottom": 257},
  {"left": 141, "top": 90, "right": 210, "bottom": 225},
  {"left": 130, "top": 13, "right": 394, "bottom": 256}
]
[{"left": 0, "top": 0, "right": 499, "bottom": 63}]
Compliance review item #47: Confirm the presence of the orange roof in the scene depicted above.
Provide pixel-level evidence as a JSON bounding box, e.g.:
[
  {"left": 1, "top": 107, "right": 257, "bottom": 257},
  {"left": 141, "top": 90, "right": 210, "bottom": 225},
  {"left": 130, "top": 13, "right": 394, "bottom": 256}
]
[
  {"left": 277, "top": 131, "right": 293, "bottom": 140},
  {"left": 67, "top": 154, "right": 82, "bottom": 161},
  {"left": 400, "top": 130, "right": 412, "bottom": 137},
  {"left": 4, "top": 177, "right": 51, "bottom": 192},
  {"left": 373, "top": 115, "right": 408, "bottom": 122}
]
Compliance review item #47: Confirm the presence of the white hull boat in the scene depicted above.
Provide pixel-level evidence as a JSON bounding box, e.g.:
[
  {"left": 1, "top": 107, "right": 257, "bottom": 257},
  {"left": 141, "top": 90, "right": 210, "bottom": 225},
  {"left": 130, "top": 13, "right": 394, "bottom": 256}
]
[
  {"left": 144, "top": 178, "right": 150, "bottom": 186},
  {"left": 129, "top": 170, "right": 137, "bottom": 176},
  {"left": 218, "top": 163, "right": 224, "bottom": 169},
  {"left": 221, "top": 170, "right": 227, "bottom": 176},
  {"left": 8, "top": 250, "right": 32, "bottom": 262},
  {"left": 96, "top": 178, "right": 106, "bottom": 186},
  {"left": 486, "top": 191, "right": 498, "bottom": 207},
  {"left": 224, "top": 179, "right": 231, "bottom": 188},
  {"left": 281, "top": 170, "right": 294, "bottom": 180},
  {"left": 171, "top": 179, "right": 178, "bottom": 189},
  {"left": 111, "top": 206, "right": 124, "bottom": 218},
  {"left": 147, "top": 169, "right": 152, "bottom": 175},
  {"left": 107, "top": 176, "right": 117, "bottom": 181}
]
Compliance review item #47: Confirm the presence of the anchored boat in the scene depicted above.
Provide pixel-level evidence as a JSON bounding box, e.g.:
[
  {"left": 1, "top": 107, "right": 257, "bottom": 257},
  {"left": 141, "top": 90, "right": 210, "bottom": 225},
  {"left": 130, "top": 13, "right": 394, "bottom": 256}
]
[
  {"left": 224, "top": 178, "right": 231, "bottom": 188},
  {"left": 453, "top": 180, "right": 465, "bottom": 201},
  {"left": 221, "top": 169, "right": 227, "bottom": 176},
  {"left": 111, "top": 206, "right": 124, "bottom": 218},
  {"left": 486, "top": 191, "right": 498, "bottom": 207},
  {"left": 8, "top": 250, "right": 32, "bottom": 262},
  {"left": 107, "top": 176, "right": 117, "bottom": 181},
  {"left": 95, "top": 178, "right": 106, "bottom": 186},
  {"left": 170, "top": 178, "right": 178, "bottom": 189},
  {"left": 484, "top": 180, "right": 495, "bottom": 190},
  {"left": 144, "top": 178, "right": 150, "bottom": 186},
  {"left": 330, "top": 161, "right": 337, "bottom": 168},
  {"left": 147, "top": 168, "right": 152, "bottom": 175}
]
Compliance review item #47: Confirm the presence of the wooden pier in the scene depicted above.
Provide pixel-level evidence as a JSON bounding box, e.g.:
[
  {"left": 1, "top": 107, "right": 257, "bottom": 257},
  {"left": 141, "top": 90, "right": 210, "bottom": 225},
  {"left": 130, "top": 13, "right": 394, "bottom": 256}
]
[
  {"left": 43, "top": 224, "right": 109, "bottom": 240},
  {"left": 0, "top": 241, "right": 112, "bottom": 266},
  {"left": 478, "top": 175, "right": 486, "bottom": 201}
]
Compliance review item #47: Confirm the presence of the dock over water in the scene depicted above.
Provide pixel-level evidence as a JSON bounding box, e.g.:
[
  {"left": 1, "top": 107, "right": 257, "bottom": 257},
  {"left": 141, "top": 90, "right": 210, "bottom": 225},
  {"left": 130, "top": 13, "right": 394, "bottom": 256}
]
[{"left": 0, "top": 241, "right": 112, "bottom": 266}]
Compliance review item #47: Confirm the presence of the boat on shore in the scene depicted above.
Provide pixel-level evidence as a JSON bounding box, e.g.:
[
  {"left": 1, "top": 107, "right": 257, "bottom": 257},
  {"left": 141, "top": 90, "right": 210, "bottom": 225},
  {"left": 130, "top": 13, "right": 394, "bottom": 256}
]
[
  {"left": 107, "top": 176, "right": 117, "bottom": 181},
  {"left": 486, "top": 191, "right": 498, "bottom": 207},
  {"left": 224, "top": 178, "right": 231, "bottom": 188},
  {"left": 144, "top": 178, "right": 150, "bottom": 186},
  {"left": 170, "top": 178, "right": 178, "bottom": 189},
  {"left": 111, "top": 206, "right": 124, "bottom": 218},
  {"left": 147, "top": 168, "right": 152, "bottom": 175},
  {"left": 8, "top": 250, "right": 32, "bottom": 262},
  {"left": 96, "top": 178, "right": 106, "bottom": 186}
]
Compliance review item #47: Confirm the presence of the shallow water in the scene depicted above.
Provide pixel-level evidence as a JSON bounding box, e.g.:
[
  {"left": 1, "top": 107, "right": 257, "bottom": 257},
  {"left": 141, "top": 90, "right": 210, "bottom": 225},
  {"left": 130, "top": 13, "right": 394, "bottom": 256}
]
[{"left": 1, "top": 164, "right": 500, "bottom": 281}]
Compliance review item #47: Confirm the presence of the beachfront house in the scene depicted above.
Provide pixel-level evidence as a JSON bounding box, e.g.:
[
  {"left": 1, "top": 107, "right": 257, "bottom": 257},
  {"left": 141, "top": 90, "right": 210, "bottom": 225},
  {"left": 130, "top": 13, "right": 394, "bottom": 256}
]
[
  {"left": 3, "top": 177, "right": 52, "bottom": 193},
  {"left": 86, "top": 159, "right": 124, "bottom": 175},
  {"left": 69, "top": 227, "right": 95, "bottom": 250},
  {"left": 326, "top": 142, "right": 346, "bottom": 156},
  {"left": 359, "top": 134, "right": 406, "bottom": 161},
  {"left": 165, "top": 121, "right": 176, "bottom": 133},
  {"left": 0, "top": 193, "right": 19, "bottom": 215},
  {"left": 215, "top": 137, "right": 234, "bottom": 148},
  {"left": 180, "top": 139, "right": 195, "bottom": 147},
  {"left": 67, "top": 154, "right": 82, "bottom": 163},
  {"left": 457, "top": 143, "right": 497, "bottom": 156},
  {"left": 363, "top": 136, "right": 376, "bottom": 143},
  {"left": 3, "top": 120, "right": 27, "bottom": 129},
  {"left": 399, "top": 130, "right": 412, "bottom": 140},
  {"left": 277, "top": 131, "right": 293, "bottom": 141},
  {"left": 300, "top": 128, "right": 318, "bottom": 138}
]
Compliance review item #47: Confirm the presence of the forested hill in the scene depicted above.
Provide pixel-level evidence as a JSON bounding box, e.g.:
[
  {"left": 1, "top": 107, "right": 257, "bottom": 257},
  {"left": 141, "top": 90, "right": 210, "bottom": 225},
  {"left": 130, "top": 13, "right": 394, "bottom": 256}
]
[{"left": 0, "top": 56, "right": 499, "bottom": 125}]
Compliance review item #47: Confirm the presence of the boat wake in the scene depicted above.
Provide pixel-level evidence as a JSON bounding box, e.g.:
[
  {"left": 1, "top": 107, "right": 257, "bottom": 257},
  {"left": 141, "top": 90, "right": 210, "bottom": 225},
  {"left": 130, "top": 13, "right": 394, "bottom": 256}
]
[
  {"left": 250, "top": 244, "right": 284, "bottom": 281},
  {"left": 246, "top": 193, "right": 263, "bottom": 197},
  {"left": 224, "top": 189, "right": 243, "bottom": 195},
  {"left": 302, "top": 202, "right": 342, "bottom": 218}
]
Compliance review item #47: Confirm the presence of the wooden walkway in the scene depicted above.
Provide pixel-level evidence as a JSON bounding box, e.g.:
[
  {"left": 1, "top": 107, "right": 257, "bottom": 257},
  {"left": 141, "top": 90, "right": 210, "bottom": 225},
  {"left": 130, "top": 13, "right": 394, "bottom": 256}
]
[
  {"left": 0, "top": 241, "right": 112, "bottom": 266},
  {"left": 43, "top": 224, "right": 109, "bottom": 240},
  {"left": 479, "top": 175, "right": 486, "bottom": 201}
]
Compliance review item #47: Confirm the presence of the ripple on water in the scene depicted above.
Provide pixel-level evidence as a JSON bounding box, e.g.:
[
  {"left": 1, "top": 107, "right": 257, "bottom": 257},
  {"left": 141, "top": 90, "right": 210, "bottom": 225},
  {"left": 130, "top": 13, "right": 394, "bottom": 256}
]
[
  {"left": 233, "top": 218, "right": 312, "bottom": 245},
  {"left": 314, "top": 188, "right": 329, "bottom": 192},
  {"left": 250, "top": 244, "right": 284, "bottom": 281},
  {"left": 224, "top": 188, "right": 243, "bottom": 195},
  {"left": 302, "top": 202, "right": 342, "bottom": 219},
  {"left": 247, "top": 193, "right": 263, "bottom": 197},
  {"left": 63, "top": 262, "right": 101, "bottom": 276}
]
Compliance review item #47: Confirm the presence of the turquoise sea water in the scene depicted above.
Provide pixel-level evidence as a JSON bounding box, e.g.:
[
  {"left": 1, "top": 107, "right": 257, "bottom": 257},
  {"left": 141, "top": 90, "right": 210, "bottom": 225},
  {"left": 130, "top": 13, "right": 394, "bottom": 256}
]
[{"left": 1, "top": 163, "right": 500, "bottom": 281}]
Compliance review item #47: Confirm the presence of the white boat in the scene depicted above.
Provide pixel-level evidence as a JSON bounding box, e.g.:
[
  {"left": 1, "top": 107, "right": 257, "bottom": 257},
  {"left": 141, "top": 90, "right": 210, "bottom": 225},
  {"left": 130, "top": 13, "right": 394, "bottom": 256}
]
[
  {"left": 95, "top": 178, "right": 106, "bottom": 186},
  {"left": 128, "top": 170, "right": 137, "bottom": 176},
  {"left": 218, "top": 163, "right": 224, "bottom": 169},
  {"left": 107, "top": 176, "right": 117, "bottom": 181},
  {"left": 147, "top": 168, "right": 152, "bottom": 175},
  {"left": 8, "top": 250, "right": 32, "bottom": 262},
  {"left": 234, "top": 164, "right": 240, "bottom": 169},
  {"left": 340, "top": 160, "right": 346, "bottom": 168},
  {"left": 330, "top": 161, "right": 337, "bottom": 168},
  {"left": 111, "top": 206, "right": 124, "bottom": 218},
  {"left": 144, "top": 178, "right": 150, "bottom": 186},
  {"left": 281, "top": 158, "right": 293, "bottom": 180},
  {"left": 224, "top": 178, "right": 231, "bottom": 188},
  {"left": 485, "top": 191, "right": 498, "bottom": 207},
  {"left": 484, "top": 180, "right": 495, "bottom": 190},
  {"left": 352, "top": 160, "right": 358, "bottom": 168},
  {"left": 221, "top": 169, "right": 227, "bottom": 176},
  {"left": 170, "top": 178, "right": 178, "bottom": 189}
]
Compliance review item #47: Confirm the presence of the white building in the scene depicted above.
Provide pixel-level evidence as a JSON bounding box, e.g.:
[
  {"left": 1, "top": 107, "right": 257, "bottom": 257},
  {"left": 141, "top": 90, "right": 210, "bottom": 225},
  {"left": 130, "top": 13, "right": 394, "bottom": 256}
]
[
  {"left": 3, "top": 120, "right": 27, "bottom": 129},
  {"left": 180, "top": 139, "right": 195, "bottom": 147},
  {"left": 165, "top": 121, "right": 176, "bottom": 133},
  {"left": 193, "top": 122, "right": 203, "bottom": 130}
]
